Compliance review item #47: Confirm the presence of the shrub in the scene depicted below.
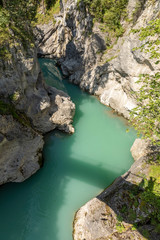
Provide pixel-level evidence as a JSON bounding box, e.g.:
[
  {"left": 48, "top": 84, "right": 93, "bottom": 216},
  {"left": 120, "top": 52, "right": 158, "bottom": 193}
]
[{"left": 130, "top": 19, "right": 160, "bottom": 145}]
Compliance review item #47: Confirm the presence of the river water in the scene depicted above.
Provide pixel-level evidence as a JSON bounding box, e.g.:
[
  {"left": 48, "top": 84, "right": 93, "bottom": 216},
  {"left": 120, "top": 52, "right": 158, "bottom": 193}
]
[{"left": 0, "top": 59, "right": 136, "bottom": 240}]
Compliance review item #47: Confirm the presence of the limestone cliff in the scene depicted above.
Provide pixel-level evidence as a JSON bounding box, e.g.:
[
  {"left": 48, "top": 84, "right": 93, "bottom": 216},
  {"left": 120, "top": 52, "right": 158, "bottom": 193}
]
[
  {"left": 0, "top": 43, "right": 75, "bottom": 185},
  {"left": 35, "top": 0, "right": 160, "bottom": 118}
]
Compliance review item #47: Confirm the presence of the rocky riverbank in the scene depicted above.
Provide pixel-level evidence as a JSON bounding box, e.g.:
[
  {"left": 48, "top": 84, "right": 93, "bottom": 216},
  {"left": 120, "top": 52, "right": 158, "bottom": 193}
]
[
  {"left": 73, "top": 139, "right": 160, "bottom": 240},
  {"left": 0, "top": 42, "right": 75, "bottom": 185}
]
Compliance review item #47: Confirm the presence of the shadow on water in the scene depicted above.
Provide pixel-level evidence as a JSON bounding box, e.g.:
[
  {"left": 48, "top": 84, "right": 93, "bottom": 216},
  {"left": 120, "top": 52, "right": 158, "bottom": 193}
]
[
  {"left": 0, "top": 129, "right": 122, "bottom": 240},
  {"left": 0, "top": 59, "right": 136, "bottom": 240}
]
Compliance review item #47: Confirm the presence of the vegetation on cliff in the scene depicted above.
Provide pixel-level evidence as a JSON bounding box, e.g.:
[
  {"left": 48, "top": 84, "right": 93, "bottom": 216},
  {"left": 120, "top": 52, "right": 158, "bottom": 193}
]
[
  {"left": 128, "top": 17, "right": 160, "bottom": 237},
  {"left": 0, "top": 0, "right": 38, "bottom": 58},
  {"left": 130, "top": 19, "right": 160, "bottom": 146},
  {"left": 0, "top": 0, "right": 39, "bottom": 119},
  {"left": 78, "top": 0, "right": 129, "bottom": 37},
  {"left": 34, "top": 0, "right": 60, "bottom": 25},
  {"left": 116, "top": 163, "right": 160, "bottom": 238}
]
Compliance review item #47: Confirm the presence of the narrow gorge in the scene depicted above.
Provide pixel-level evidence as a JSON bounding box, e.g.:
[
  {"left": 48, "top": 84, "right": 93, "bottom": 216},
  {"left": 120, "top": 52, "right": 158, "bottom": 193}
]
[{"left": 0, "top": 0, "right": 160, "bottom": 239}]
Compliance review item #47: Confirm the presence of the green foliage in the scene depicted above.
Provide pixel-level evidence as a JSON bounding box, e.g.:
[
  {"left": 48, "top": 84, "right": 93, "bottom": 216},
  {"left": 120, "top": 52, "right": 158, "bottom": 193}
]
[
  {"left": 132, "top": 19, "right": 160, "bottom": 60},
  {"left": 105, "top": 55, "right": 118, "bottom": 62},
  {"left": 0, "top": 7, "right": 9, "bottom": 28},
  {"left": 116, "top": 215, "right": 126, "bottom": 233},
  {"left": 139, "top": 165, "right": 160, "bottom": 222},
  {"left": 121, "top": 166, "right": 160, "bottom": 234},
  {"left": 0, "top": 7, "right": 10, "bottom": 47},
  {"left": 130, "top": 73, "right": 160, "bottom": 144},
  {"left": 0, "top": 46, "right": 11, "bottom": 59},
  {"left": 130, "top": 19, "right": 160, "bottom": 145},
  {"left": 79, "top": 0, "right": 129, "bottom": 37},
  {"left": 116, "top": 222, "right": 126, "bottom": 233},
  {"left": 34, "top": 0, "right": 60, "bottom": 25},
  {"left": 0, "top": 0, "right": 38, "bottom": 57},
  {"left": 4, "top": 0, "right": 38, "bottom": 28}
]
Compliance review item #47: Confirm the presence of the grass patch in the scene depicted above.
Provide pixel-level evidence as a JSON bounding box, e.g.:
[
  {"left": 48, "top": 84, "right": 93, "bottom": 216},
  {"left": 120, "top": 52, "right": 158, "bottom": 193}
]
[
  {"left": 116, "top": 222, "right": 126, "bottom": 233},
  {"left": 105, "top": 55, "right": 118, "bottom": 63}
]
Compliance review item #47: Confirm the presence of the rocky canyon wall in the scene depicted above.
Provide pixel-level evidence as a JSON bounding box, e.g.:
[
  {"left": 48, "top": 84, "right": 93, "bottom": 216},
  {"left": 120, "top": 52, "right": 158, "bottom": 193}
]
[
  {"left": 0, "top": 41, "right": 75, "bottom": 185},
  {"left": 34, "top": 1, "right": 160, "bottom": 239},
  {"left": 35, "top": 0, "right": 160, "bottom": 118}
]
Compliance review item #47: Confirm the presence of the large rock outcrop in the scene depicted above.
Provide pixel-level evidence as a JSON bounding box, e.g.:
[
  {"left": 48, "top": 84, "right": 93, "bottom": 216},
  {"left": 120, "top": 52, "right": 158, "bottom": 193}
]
[
  {"left": 0, "top": 115, "right": 43, "bottom": 184},
  {"left": 0, "top": 45, "right": 75, "bottom": 134},
  {"left": 35, "top": 0, "right": 160, "bottom": 118},
  {"left": 73, "top": 139, "right": 160, "bottom": 240},
  {"left": 0, "top": 42, "right": 75, "bottom": 185}
]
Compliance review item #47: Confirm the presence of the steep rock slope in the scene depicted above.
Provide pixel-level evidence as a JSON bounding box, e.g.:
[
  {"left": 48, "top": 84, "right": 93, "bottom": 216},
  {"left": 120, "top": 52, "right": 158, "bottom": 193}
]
[
  {"left": 0, "top": 115, "right": 43, "bottom": 184},
  {"left": 0, "top": 43, "right": 75, "bottom": 185},
  {"left": 35, "top": 0, "right": 160, "bottom": 118}
]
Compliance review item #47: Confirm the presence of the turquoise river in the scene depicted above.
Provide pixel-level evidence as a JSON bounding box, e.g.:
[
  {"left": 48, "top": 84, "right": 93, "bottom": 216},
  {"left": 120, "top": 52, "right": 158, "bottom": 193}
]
[{"left": 0, "top": 59, "right": 137, "bottom": 240}]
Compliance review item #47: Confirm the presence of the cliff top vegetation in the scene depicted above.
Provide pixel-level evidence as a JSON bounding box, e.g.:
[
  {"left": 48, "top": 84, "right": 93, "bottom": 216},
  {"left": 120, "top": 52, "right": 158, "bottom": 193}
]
[
  {"left": 0, "top": 0, "right": 38, "bottom": 58},
  {"left": 130, "top": 19, "right": 160, "bottom": 146},
  {"left": 33, "top": 0, "right": 60, "bottom": 25},
  {"left": 78, "top": 0, "right": 129, "bottom": 37}
]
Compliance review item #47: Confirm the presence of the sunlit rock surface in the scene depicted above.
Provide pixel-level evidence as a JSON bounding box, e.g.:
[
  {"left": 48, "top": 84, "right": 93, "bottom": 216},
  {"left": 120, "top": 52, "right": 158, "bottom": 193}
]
[
  {"left": 35, "top": 0, "right": 160, "bottom": 118},
  {"left": 0, "top": 42, "right": 75, "bottom": 184}
]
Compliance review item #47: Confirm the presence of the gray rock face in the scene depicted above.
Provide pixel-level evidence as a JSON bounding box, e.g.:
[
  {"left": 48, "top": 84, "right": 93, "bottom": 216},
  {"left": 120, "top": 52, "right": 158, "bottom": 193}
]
[
  {"left": 0, "top": 46, "right": 75, "bottom": 134},
  {"left": 0, "top": 115, "right": 43, "bottom": 184},
  {"left": 130, "top": 138, "right": 150, "bottom": 161},
  {"left": 35, "top": 0, "right": 104, "bottom": 82},
  {"left": 0, "top": 42, "right": 75, "bottom": 184},
  {"left": 34, "top": 21, "right": 72, "bottom": 58},
  {"left": 35, "top": 0, "right": 160, "bottom": 118}
]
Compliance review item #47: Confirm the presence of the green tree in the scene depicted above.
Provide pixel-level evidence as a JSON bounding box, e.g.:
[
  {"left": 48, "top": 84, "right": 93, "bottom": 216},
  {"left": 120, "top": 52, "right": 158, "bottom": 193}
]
[
  {"left": 79, "top": 0, "right": 128, "bottom": 37},
  {"left": 130, "top": 19, "right": 160, "bottom": 145},
  {"left": 0, "top": 0, "right": 39, "bottom": 45}
]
